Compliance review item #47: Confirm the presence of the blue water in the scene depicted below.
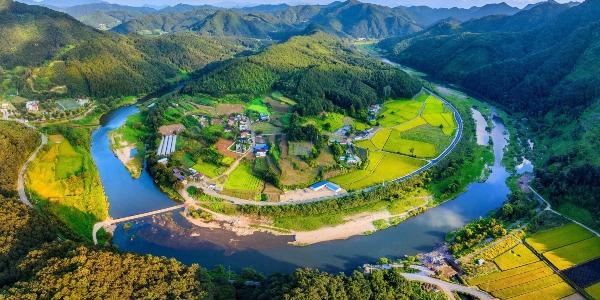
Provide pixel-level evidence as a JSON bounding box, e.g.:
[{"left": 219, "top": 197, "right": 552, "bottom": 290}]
[
  {"left": 91, "top": 105, "right": 174, "bottom": 218},
  {"left": 92, "top": 103, "right": 511, "bottom": 274}
]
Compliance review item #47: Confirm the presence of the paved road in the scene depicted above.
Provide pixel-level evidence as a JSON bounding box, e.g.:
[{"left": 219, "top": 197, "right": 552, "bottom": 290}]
[
  {"left": 529, "top": 187, "right": 600, "bottom": 237},
  {"left": 194, "top": 87, "right": 464, "bottom": 207},
  {"left": 92, "top": 204, "right": 187, "bottom": 244},
  {"left": 7, "top": 119, "right": 48, "bottom": 208},
  {"left": 401, "top": 273, "right": 493, "bottom": 300}
]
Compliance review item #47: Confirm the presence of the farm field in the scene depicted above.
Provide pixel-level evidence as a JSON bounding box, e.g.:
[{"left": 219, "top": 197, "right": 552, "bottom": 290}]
[
  {"left": 467, "top": 239, "right": 578, "bottom": 300},
  {"left": 223, "top": 162, "right": 264, "bottom": 200},
  {"left": 246, "top": 98, "right": 270, "bottom": 115},
  {"left": 493, "top": 244, "right": 539, "bottom": 270},
  {"left": 586, "top": 282, "right": 600, "bottom": 299},
  {"left": 563, "top": 257, "right": 600, "bottom": 288},
  {"left": 543, "top": 237, "right": 600, "bottom": 270},
  {"left": 26, "top": 133, "right": 108, "bottom": 240},
  {"left": 330, "top": 152, "right": 425, "bottom": 190},
  {"left": 304, "top": 112, "right": 369, "bottom": 132},
  {"left": 378, "top": 98, "right": 424, "bottom": 127},
  {"left": 56, "top": 98, "right": 81, "bottom": 111},
  {"left": 526, "top": 223, "right": 594, "bottom": 253},
  {"left": 383, "top": 131, "right": 437, "bottom": 158},
  {"left": 193, "top": 160, "right": 225, "bottom": 179}
]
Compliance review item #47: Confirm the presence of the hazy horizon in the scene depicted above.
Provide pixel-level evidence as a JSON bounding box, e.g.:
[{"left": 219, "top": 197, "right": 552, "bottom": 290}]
[{"left": 28, "top": 0, "right": 576, "bottom": 9}]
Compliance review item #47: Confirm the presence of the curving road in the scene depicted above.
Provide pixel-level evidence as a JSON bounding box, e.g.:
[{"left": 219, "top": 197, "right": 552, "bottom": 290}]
[
  {"left": 192, "top": 87, "right": 463, "bottom": 207},
  {"left": 9, "top": 119, "right": 47, "bottom": 208}
]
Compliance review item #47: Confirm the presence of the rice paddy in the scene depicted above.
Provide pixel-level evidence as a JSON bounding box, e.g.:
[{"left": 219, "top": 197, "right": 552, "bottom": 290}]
[
  {"left": 543, "top": 237, "right": 600, "bottom": 270},
  {"left": 526, "top": 223, "right": 594, "bottom": 253},
  {"left": 493, "top": 244, "right": 539, "bottom": 270},
  {"left": 223, "top": 162, "right": 264, "bottom": 200}
]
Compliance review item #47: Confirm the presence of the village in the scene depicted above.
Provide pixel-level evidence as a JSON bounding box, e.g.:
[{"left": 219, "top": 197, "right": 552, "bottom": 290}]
[
  {"left": 0, "top": 95, "right": 93, "bottom": 121},
  {"left": 145, "top": 96, "right": 391, "bottom": 203}
]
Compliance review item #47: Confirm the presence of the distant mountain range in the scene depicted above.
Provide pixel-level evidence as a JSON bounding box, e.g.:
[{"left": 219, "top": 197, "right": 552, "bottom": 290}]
[
  {"left": 379, "top": 0, "right": 600, "bottom": 229},
  {"left": 16, "top": 0, "right": 528, "bottom": 38}
]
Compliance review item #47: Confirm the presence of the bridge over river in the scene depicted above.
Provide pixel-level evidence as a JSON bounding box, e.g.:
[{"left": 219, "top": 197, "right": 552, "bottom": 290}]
[{"left": 92, "top": 204, "right": 187, "bottom": 244}]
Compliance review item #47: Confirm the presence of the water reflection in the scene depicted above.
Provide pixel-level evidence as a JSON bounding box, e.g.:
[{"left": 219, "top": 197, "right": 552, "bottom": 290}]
[{"left": 95, "top": 98, "right": 511, "bottom": 274}]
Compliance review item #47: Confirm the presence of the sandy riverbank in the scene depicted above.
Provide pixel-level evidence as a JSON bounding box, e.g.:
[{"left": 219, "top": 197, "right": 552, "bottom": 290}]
[{"left": 109, "top": 133, "right": 141, "bottom": 178}]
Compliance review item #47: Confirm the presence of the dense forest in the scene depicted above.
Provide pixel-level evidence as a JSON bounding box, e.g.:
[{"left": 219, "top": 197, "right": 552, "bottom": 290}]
[
  {"left": 185, "top": 31, "right": 421, "bottom": 117},
  {"left": 0, "top": 0, "right": 261, "bottom": 99},
  {"left": 379, "top": 0, "right": 600, "bottom": 229},
  {"left": 0, "top": 122, "right": 39, "bottom": 197},
  {"left": 107, "top": 0, "right": 520, "bottom": 39}
]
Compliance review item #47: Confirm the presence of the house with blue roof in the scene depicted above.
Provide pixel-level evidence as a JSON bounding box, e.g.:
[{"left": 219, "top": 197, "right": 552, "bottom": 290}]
[
  {"left": 254, "top": 143, "right": 269, "bottom": 157},
  {"left": 309, "top": 181, "right": 342, "bottom": 193}
]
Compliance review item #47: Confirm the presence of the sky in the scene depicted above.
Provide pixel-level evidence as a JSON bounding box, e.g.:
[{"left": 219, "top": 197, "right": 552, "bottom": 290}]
[{"left": 32, "top": 0, "right": 574, "bottom": 9}]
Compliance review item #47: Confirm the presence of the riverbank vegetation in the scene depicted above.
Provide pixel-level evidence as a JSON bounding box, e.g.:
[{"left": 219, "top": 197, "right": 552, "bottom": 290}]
[
  {"left": 378, "top": 0, "right": 600, "bottom": 230},
  {"left": 109, "top": 112, "right": 146, "bottom": 178}
]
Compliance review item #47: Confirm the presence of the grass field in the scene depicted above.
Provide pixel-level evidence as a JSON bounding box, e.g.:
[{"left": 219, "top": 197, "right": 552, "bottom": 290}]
[
  {"left": 304, "top": 112, "right": 369, "bottom": 132},
  {"left": 421, "top": 95, "right": 456, "bottom": 135},
  {"left": 526, "top": 223, "right": 594, "bottom": 253},
  {"left": 56, "top": 98, "right": 81, "bottom": 111},
  {"left": 246, "top": 98, "right": 270, "bottom": 115},
  {"left": 192, "top": 160, "right": 225, "bottom": 178},
  {"left": 383, "top": 131, "right": 437, "bottom": 158},
  {"left": 544, "top": 237, "right": 600, "bottom": 270},
  {"left": 494, "top": 244, "right": 539, "bottom": 270},
  {"left": 223, "top": 162, "right": 263, "bottom": 199},
  {"left": 378, "top": 98, "right": 423, "bottom": 127},
  {"left": 26, "top": 133, "right": 107, "bottom": 240},
  {"left": 330, "top": 152, "right": 425, "bottom": 190},
  {"left": 586, "top": 282, "right": 600, "bottom": 299},
  {"left": 289, "top": 141, "right": 313, "bottom": 156}
]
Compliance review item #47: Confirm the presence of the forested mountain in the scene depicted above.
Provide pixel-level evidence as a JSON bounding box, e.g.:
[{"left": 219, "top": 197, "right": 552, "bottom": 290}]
[
  {"left": 109, "top": 0, "right": 521, "bottom": 38},
  {"left": 185, "top": 31, "right": 421, "bottom": 116},
  {"left": 1, "top": 0, "right": 260, "bottom": 99},
  {"left": 379, "top": 0, "right": 600, "bottom": 229},
  {"left": 399, "top": 2, "right": 520, "bottom": 26},
  {"left": 111, "top": 7, "right": 218, "bottom": 34},
  {"left": 55, "top": 3, "right": 156, "bottom": 29},
  {"left": 192, "top": 10, "right": 295, "bottom": 39},
  {"left": 1, "top": 0, "right": 101, "bottom": 68}
]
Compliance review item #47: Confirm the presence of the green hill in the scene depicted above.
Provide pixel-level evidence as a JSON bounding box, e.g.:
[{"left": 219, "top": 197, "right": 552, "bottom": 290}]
[
  {"left": 185, "top": 31, "right": 421, "bottom": 116},
  {"left": 379, "top": 0, "right": 600, "bottom": 229},
  {"left": 0, "top": 0, "right": 259, "bottom": 99},
  {"left": 0, "top": 0, "right": 101, "bottom": 68}
]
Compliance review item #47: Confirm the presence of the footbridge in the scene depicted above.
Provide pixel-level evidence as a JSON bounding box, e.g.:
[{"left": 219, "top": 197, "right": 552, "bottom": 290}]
[{"left": 92, "top": 204, "right": 187, "bottom": 244}]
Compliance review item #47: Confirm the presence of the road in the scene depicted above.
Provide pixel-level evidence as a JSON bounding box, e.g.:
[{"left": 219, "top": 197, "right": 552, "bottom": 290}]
[
  {"left": 529, "top": 187, "right": 600, "bottom": 237},
  {"left": 92, "top": 204, "right": 187, "bottom": 244},
  {"left": 8, "top": 119, "right": 48, "bottom": 208},
  {"left": 401, "top": 273, "right": 493, "bottom": 300},
  {"left": 192, "top": 86, "right": 463, "bottom": 207}
]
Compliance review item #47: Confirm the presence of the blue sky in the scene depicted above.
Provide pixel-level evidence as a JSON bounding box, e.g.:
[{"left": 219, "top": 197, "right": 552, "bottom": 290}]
[{"left": 30, "top": 0, "right": 575, "bottom": 9}]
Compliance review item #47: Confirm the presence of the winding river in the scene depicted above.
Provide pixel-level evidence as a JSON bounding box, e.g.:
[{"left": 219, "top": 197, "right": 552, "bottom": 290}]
[{"left": 90, "top": 89, "right": 511, "bottom": 274}]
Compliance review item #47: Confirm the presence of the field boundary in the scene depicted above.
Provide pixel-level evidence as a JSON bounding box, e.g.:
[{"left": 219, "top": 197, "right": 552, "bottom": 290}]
[{"left": 188, "top": 87, "right": 463, "bottom": 207}]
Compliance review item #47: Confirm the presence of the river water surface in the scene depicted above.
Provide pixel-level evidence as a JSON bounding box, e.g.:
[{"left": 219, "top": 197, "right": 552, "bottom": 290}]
[{"left": 91, "top": 96, "right": 511, "bottom": 273}]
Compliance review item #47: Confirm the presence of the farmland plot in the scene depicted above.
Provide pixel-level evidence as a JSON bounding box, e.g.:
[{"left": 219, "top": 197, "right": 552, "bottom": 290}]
[
  {"left": 544, "top": 237, "right": 600, "bottom": 270},
  {"left": 494, "top": 244, "right": 539, "bottom": 270},
  {"left": 526, "top": 223, "right": 594, "bottom": 253}
]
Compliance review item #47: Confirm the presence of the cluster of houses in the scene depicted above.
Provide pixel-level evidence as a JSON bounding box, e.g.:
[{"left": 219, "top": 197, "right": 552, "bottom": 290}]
[
  {"left": 25, "top": 100, "right": 40, "bottom": 113},
  {"left": 368, "top": 104, "right": 382, "bottom": 122}
]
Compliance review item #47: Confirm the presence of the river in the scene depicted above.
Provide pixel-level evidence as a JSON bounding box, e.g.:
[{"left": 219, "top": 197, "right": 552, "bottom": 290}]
[{"left": 90, "top": 91, "right": 510, "bottom": 274}]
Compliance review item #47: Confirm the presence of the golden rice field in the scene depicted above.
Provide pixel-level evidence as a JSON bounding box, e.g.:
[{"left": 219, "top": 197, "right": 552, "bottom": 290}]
[
  {"left": 543, "top": 237, "right": 600, "bottom": 270},
  {"left": 26, "top": 134, "right": 107, "bottom": 239},
  {"left": 526, "top": 223, "right": 594, "bottom": 253},
  {"left": 330, "top": 152, "right": 425, "bottom": 190},
  {"left": 468, "top": 241, "right": 576, "bottom": 300},
  {"left": 494, "top": 244, "right": 539, "bottom": 271}
]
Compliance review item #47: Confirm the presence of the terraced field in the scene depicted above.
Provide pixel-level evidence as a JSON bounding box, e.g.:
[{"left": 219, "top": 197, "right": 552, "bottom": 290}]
[
  {"left": 338, "top": 91, "right": 457, "bottom": 190},
  {"left": 468, "top": 243, "right": 576, "bottom": 300}
]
